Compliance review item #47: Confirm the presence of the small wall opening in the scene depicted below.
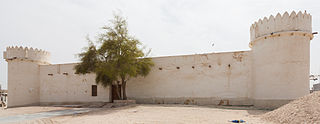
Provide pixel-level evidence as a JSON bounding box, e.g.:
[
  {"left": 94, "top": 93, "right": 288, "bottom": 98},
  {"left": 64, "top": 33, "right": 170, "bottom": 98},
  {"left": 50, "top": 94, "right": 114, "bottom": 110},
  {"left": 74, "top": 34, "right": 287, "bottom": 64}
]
[{"left": 92, "top": 85, "right": 97, "bottom": 96}]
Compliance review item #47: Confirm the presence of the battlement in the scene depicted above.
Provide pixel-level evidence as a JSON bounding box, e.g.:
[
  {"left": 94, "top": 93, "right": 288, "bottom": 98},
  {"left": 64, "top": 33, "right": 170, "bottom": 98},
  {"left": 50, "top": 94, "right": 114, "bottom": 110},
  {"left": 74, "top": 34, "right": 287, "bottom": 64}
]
[
  {"left": 250, "top": 11, "right": 312, "bottom": 42},
  {"left": 3, "top": 46, "right": 50, "bottom": 63}
]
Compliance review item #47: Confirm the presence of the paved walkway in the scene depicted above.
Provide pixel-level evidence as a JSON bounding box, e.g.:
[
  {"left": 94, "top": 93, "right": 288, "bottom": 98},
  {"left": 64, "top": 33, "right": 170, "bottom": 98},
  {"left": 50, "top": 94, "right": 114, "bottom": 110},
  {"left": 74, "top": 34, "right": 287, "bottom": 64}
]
[{"left": 0, "top": 108, "right": 94, "bottom": 123}]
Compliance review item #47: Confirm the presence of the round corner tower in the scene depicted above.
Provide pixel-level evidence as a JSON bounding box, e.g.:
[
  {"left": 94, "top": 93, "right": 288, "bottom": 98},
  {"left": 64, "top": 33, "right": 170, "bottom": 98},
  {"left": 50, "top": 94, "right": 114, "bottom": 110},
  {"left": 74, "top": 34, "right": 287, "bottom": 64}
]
[
  {"left": 250, "top": 11, "right": 313, "bottom": 108},
  {"left": 3, "top": 46, "right": 50, "bottom": 107}
]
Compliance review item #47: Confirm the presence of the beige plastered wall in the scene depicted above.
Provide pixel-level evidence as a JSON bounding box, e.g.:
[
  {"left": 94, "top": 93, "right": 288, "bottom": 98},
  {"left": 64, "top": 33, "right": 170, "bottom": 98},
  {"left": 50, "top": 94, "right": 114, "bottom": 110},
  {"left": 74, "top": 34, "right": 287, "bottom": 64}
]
[
  {"left": 127, "top": 51, "right": 253, "bottom": 105},
  {"left": 7, "top": 60, "right": 41, "bottom": 107},
  {"left": 5, "top": 11, "right": 312, "bottom": 109},
  {"left": 39, "top": 63, "right": 110, "bottom": 105},
  {"left": 10, "top": 51, "right": 253, "bottom": 107},
  {"left": 251, "top": 33, "right": 310, "bottom": 108}
]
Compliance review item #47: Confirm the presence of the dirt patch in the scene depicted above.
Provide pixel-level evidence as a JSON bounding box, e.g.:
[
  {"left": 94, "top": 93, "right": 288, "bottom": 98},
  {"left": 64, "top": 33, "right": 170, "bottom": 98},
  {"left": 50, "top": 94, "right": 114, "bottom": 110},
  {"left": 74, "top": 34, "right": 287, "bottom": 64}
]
[
  {"left": 233, "top": 52, "right": 245, "bottom": 62},
  {"left": 262, "top": 91, "right": 320, "bottom": 124}
]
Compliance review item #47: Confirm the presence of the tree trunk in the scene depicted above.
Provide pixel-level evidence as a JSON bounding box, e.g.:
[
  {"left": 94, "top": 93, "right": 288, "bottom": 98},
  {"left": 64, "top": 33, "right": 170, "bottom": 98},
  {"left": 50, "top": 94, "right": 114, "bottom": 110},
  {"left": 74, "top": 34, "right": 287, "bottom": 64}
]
[
  {"left": 122, "top": 79, "right": 127, "bottom": 100},
  {"left": 115, "top": 83, "right": 121, "bottom": 100}
]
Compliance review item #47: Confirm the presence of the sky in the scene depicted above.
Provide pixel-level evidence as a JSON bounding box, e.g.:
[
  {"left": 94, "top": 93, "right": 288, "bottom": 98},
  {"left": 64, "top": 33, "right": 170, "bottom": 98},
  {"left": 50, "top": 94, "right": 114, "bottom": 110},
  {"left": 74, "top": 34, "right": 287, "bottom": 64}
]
[{"left": 1, "top": 0, "right": 320, "bottom": 89}]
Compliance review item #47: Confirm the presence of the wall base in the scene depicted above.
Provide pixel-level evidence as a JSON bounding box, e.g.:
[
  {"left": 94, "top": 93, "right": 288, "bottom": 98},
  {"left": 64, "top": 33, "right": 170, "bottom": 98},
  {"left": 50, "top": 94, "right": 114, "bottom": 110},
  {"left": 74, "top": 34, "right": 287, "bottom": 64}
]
[
  {"left": 8, "top": 99, "right": 293, "bottom": 110},
  {"left": 253, "top": 99, "right": 293, "bottom": 110},
  {"left": 7, "top": 102, "right": 40, "bottom": 108},
  {"left": 130, "top": 97, "right": 293, "bottom": 109},
  {"left": 39, "top": 102, "right": 109, "bottom": 106},
  {"left": 129, "top": 97, "right": 253, "bottom": 106}
]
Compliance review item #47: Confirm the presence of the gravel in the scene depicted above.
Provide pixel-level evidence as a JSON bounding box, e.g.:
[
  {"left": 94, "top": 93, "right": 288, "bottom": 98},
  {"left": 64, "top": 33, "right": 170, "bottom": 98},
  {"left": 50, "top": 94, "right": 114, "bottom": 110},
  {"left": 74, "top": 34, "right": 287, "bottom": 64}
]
[{"left": 262, "top": 91, "right": 320, "bottom": 124}]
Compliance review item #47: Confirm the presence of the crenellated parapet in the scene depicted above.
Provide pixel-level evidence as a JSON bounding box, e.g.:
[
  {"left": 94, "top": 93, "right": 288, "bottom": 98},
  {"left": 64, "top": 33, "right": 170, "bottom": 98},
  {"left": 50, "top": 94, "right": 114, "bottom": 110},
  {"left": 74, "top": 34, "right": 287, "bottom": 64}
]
[
  {"left": 250, "top": 11, "right": 312, "bottom": 43},
  {"left": 3, "top": 46, "right": 50, "bottom": 64}
]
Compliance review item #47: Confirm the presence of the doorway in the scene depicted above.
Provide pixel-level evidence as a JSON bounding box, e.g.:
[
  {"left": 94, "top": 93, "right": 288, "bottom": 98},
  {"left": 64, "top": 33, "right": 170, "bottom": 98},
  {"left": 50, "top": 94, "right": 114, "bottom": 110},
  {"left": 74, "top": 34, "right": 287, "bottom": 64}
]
[{"left": 112, "top": 84, "right": 122, "bottom": 101}]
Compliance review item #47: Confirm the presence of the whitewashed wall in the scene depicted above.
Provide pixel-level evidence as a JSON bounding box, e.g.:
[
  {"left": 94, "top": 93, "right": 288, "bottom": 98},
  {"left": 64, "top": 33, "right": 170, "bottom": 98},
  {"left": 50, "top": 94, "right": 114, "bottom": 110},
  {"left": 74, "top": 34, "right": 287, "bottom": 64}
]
[
  {"left": 4, "top": 11, "right": 313, "bottom": 109},
  {"left": 7, "top": 61, "right": 40, "bottom": 107},
  {"left": 38, "top": 51, "right": 252, "bottom": 106},
  {"left": 127, "top": 51, "right": 253, "bottom": 105},
  {"left": 39, "top": 64, "right": 110, "bottom": 104},
  {"left": 250, "top": 11, "right": 312, "bottom": 108}
]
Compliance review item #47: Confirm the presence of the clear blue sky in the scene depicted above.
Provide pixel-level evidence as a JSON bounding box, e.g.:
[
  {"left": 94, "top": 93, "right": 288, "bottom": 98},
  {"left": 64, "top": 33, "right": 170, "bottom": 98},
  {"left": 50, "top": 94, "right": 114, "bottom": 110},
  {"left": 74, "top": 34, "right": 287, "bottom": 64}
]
[{"left": 1, "top": 0, "right": 320, "bottom": 89}]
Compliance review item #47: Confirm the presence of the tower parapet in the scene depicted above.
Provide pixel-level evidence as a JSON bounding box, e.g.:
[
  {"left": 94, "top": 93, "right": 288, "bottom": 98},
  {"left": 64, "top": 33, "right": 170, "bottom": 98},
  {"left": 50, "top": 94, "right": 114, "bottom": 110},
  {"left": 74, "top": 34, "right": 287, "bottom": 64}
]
[
  {"left": 250, "top": 11, "right": 312, "bottom": 47},
  {"left": 3, "top": 46, "right": 50, "bottom": 64}
]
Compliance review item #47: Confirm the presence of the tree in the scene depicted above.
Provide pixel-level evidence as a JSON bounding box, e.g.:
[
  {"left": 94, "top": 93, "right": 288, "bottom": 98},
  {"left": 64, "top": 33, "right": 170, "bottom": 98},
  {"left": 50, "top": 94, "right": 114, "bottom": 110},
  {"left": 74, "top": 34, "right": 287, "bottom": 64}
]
[{"left": 75, "top": 14, "right": 154, "bottom": 100}]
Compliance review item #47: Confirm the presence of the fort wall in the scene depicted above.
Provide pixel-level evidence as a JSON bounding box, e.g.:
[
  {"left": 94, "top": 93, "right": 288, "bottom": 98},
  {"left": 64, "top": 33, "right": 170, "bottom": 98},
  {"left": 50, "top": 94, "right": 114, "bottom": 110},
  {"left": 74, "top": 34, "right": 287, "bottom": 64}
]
[
  {"left": 4, "top": 47, "right": 50, "bottom": 107},
  {"left": 4, "top": 11, "right": 314, "bottom": 109},
  {"left": 6, "top": 61, "right": 41, "bottom": 107},
  {"left": 251, "top": 11, "right": 313, "bottom": 108},
  {"left": 127, "top": 51, "right": 253, "bottom": 105},
  {"left": 39, "top": 64, "right": 110, "bottom": 104}
]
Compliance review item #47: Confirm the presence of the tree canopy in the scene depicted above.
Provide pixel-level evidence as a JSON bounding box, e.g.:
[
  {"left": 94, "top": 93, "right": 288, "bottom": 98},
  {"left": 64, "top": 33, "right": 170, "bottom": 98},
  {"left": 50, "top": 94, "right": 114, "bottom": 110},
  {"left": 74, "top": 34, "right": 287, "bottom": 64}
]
[{"left": 75, "top": 14, "right": 154, "bottom": 100}]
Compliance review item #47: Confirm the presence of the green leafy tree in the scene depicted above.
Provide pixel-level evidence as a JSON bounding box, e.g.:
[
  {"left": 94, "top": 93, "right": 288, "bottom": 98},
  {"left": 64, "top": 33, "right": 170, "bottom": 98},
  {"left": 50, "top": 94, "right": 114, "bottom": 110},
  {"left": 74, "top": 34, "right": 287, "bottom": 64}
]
[{"left": 75, "top": 15, "right": 154, "bottom": 100}]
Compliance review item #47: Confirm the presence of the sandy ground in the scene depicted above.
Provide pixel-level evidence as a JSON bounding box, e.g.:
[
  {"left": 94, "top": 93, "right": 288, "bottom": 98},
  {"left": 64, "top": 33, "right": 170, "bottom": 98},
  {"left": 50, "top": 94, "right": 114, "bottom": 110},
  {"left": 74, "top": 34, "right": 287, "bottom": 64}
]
[{"left": 1, "top": 104, "right": 273, "bottom": 124}]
